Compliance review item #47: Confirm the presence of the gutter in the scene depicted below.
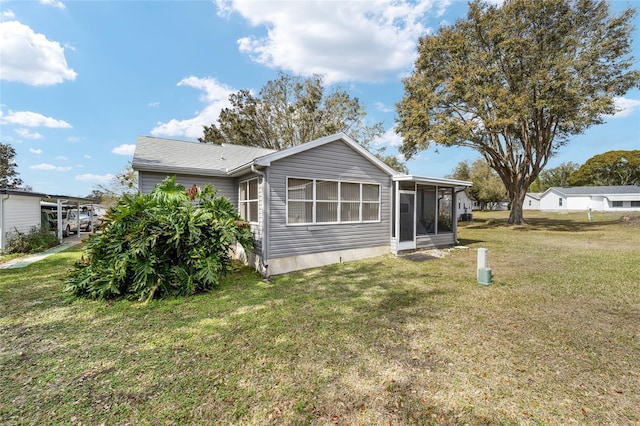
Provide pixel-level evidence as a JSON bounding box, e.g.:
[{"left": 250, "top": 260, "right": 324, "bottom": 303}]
[{"left": 251, "top": 164, "right": 269, "bottom": 271}]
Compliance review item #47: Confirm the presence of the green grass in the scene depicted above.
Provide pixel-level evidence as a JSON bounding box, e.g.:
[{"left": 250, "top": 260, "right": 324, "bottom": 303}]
[{"left": 1, "top": 211, "right": 639, "bottom": 424}]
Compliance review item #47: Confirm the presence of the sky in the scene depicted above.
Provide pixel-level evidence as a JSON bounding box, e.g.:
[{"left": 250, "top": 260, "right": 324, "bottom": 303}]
[{"left": 1, "top": 0, "right": 639, "bottom": 197}]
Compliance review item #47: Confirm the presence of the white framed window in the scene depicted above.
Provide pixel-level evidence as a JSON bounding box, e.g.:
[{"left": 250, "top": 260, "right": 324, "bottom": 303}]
[
  {"left": 239, "top": 178, "right": 259, "bottom": 223},
  {"left": 286, "top": 177, "right": 380, "bottom": 225},
  {"left": 612, "top": 200, "right": 623, "bottom": 208}
]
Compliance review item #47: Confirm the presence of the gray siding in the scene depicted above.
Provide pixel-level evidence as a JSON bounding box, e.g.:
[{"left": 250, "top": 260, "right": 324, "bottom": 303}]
[
  {"left": 139, "top": 172, "right": 237, "bottom": 204},
  {"left": 267, "top": 140, "right": 392, "bottom": 259}
]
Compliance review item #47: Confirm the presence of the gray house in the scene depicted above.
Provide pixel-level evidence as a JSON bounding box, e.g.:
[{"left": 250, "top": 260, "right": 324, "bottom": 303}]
[{"left": 132, "top": 133, "right": 471, "bottom": 276}]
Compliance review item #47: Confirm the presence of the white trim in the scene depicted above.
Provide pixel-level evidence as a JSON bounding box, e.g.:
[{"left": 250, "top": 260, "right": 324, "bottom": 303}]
[
  {"left": 397, "top": 190, "right": 416, "bottom": 251},
  {"left": 238, "top": 177, "right": 259, "bottom": 224},
  {"left": 286, "top": 176, "right": 381, "bottom": 225}
]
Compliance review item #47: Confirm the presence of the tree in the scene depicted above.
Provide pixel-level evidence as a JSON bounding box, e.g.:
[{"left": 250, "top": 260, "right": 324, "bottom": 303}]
[
  {"left": 396, "top": 0, "right": 640, "bottom": 224},
  {"left": 569, "top": 150, "right": 640, "bottom": 186},
  {"left": 94, "top": 162, "right": 138, "bottom": 207},
  {"left": 0, "top": 143, "right": 24, "bottom": 189},
  {"left": 536, "top": 161, "right": 580, "bottom": 191},
  {"left": 448, "top": 159, "right": 507, "bottom": 210},
  {"left": 201, "top": 72, "right": 408, "bottom": 173}
]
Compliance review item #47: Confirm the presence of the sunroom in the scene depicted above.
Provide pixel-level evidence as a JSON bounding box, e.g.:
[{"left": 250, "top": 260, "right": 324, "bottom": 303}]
[{"left": 391, "top": 175, "right": 472, "bottom": 253}]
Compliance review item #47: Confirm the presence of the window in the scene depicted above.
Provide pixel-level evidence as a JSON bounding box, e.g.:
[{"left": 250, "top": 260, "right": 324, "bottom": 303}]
[
  {"left": 612, "top": 200, "right": 623, "bottom": 208},
  {"left": 239, "top": 178, "right": 259, "bottom": 223},
  {"left": 631, "top": 201, "right": 640, "bottom": 207},
  {"left": 287, "top": 178, "right": 313, "bottom": 224},
  {"left": 559, "top": 198, "right": 563, "bottom": 207},
  {"left": 287, "top": 178, "right": 380, "bottom": 224},
  {"left": 528, "top": 200, "right": 532, "bottom": 206},
  {"left": 362, "top": 184, "right": 380, "bottom": 221}
]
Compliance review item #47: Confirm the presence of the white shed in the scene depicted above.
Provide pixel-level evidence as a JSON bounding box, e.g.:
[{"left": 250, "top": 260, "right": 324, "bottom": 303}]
[{"left": 0, "top": 189, "right": 48, "bottom": 252}]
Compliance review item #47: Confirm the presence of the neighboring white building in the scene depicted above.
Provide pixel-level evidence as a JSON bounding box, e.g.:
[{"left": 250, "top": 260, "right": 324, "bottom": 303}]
[
  {"left": 530, "top": 185, "right": 640, "bottom": 212},
  {"left": 0, "top": 189, "right": 48, "bottom": 251},
  {"left": 523, "top": 192, "right": 542, "bottom": 210},
  {"left": 456, "top": 188, "right": 476, "bottom": 220}
]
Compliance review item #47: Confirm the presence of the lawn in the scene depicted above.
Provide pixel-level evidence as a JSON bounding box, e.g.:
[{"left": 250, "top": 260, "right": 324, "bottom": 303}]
[{"left": 1, "top": 211, "right": 639, "bottom": 425}]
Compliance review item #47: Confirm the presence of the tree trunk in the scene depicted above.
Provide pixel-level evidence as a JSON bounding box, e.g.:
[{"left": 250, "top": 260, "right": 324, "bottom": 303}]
[{"left": 507, "top": 189, "right": 527, "bottom": 224}]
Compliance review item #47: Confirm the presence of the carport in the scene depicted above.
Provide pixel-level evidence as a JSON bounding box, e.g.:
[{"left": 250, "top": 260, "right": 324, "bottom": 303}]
[{"left": 42, "top": 195, "right": 98, "bottom": 241}]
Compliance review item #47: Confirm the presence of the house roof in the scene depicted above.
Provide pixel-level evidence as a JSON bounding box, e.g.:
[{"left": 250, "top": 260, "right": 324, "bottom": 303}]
[
  {"left": 132, "top": 136, "right": 276, "bottom": 176},
  {"left": 549, "top": 185, "right": 640, "bottom": 196},
  {"left": 132, "top": 133, "right": 400, "bottom": 178}
]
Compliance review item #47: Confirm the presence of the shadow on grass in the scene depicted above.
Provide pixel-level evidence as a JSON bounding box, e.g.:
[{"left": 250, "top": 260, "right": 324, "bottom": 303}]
[{"left": 465, "top": 216, "right": 623, "bottom": 232}]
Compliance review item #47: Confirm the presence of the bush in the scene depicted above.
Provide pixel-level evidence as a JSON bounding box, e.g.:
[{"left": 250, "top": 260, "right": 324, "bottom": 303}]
[
  {"left": 4, "top": 226, "right": 60, "bottom": 255},
  {"left": 64, "top": 177, "right": 254, "bottom": 301}
]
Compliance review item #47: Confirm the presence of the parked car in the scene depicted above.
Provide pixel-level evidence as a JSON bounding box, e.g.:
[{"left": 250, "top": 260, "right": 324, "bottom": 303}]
[{"left": 48, "top": 210, "right": 92, "bottom": 236}]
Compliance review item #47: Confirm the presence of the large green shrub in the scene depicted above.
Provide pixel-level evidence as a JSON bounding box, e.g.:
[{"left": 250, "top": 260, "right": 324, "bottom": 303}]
[{"left": 64, "top": 178, "right": 254, "bottom": 301}]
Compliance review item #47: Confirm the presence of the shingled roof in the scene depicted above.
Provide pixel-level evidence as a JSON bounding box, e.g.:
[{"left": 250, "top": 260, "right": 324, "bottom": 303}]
[
  {"left": 551, "top": 185, "right": 640, "bottom": 196},
  {"left": 132, "top": 136, "right": 276, "bottom": 177}
]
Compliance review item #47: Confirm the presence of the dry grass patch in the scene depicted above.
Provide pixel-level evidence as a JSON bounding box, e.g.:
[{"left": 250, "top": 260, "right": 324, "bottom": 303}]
[{"left": 1, "top": 211, "right": 639, "bottom": 424}]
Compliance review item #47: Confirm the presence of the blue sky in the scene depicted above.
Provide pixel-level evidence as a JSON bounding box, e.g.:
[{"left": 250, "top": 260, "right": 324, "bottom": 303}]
[{"left": 1, "top": 0, "right": 639, "bottom": 197}]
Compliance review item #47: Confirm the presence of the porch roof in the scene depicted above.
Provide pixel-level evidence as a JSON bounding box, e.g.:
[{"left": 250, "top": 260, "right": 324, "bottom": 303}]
[{"left": 393, "top": 174, "right": 472, "bottom": 188}]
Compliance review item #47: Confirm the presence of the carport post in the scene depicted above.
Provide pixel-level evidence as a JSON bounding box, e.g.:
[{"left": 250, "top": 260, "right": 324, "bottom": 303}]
[{"left": 56, "top": 199, "right": 63, "bottom": 241}]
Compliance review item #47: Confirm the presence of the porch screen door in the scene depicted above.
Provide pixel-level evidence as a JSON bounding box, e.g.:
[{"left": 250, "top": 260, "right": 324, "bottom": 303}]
[{"left": 398, "top": 191, "right": 416, "bottom": 250}]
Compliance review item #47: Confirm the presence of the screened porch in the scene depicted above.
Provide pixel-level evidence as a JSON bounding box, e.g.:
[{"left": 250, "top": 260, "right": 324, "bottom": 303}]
[{"left": 391, "top": 175, "right": 472, "bottom": 254}]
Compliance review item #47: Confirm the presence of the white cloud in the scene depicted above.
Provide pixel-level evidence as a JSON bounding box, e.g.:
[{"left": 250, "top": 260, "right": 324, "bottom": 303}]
[
  {"left": 112, "top": 144, "right": 136, "bottom": 155},
  {"left": 15, "top": 128, "right": 43, "bottom": 139},
  {"left": 217, "top": 0, "right": 449, "bottom": 83},
  {"left": 374, "top": 101, "right": 393, "bottom": 113},
  {"left": 612, "top": 97, "right": 640, "bottom": 118},
  {"left": 83, "top": 154, "right": 91, "bottom": 159},
  {"left": 1, "top": 110, "right": 72, "bottom": 128},
  {"left": 29, "top": 148, "right": 43, "bottom": 154},
  {"left": 30, "top": 163, "right": 71, "bottom": 171},
  {"left": 56, "top": 155, "right": 68, "bottom": 160},
  {"left": 39, "top": 0, "right": 66, "bottom": 9},
  {"left": 75, "top": 173, "right": 115, "bottom": 183},
  {"left": 148, "top": 101, "right": 160, "bottom": 107},
  {"left": 150, "top": 76, "right": 234, "bottom": 139},
  {"left": 0, "top": 20, "right": 76, "bottom": 85},
  {"left": 373, "top": 127, "right": 404, "bottom": 147},
  {"left": 1, "top": 9, "right": 16, "bottom": 19}
]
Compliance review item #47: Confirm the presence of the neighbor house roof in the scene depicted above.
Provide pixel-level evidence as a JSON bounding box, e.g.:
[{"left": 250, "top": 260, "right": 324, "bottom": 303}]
[
  {"left": 132, "top": 136, "right": 276, "bottom": 177},
  {"left": 548, "top": 185, "right": 640, "bottom": 196},
  {"left": 526, "top": 192, "right": 543, "bottom": 200},
  {"left": 0, "top": 188, "right": 49, "bottom": 198}
]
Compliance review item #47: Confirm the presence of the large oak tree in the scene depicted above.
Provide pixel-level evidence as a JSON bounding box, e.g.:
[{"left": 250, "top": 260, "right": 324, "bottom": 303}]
[
  {"left": 569, "top": 150, "right": 640, "bottom": 186},
  {"left": 200, "top": 73, "right": 408, "bottom": 173},
  {"left": 397, "top": 0, "right": 640, "bottom": 224}
]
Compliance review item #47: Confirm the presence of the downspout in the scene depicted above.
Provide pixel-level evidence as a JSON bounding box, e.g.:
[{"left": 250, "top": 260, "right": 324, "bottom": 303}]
[
  {"left": 0, "top": 194, "right": 8, "bottom": 252},
  {"left": 251, "top": 164, "right": 268, "bottom": 271}
]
